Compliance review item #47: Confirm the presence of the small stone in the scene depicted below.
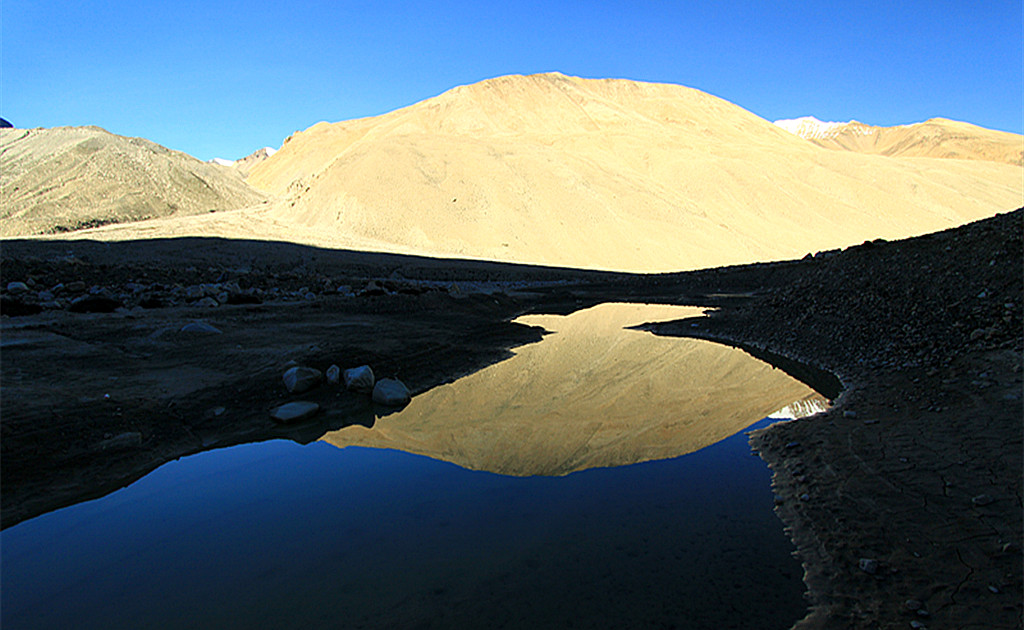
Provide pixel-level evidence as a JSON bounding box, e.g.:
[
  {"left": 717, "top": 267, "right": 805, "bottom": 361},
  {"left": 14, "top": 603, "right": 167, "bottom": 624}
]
[
  {"left": 843, "top": 410, "right": 857, "bottom": 419},
  {"left": 988, "top": 584, "right": 1000, "bottom": 594},
  {"left": 180, "top": 322, "right": 222, "bottom": 334},
  {"left": 904, "top": 599, "right": 922, "bottom": 611},
  {"left": 799, "top": 493, "right": 810, "bottom": 501},
  {"left": 858, "top": 558, "right": 879, "bottom": 574},
  {"left": 66, "top": 281, "right": 87, "bottom": 293},
  {"left": 283, "top": 366, "right": 322, "bottom": 393},
  {"left": 6, "top": 281, "right": 29, "bottom": 294},
  {"left": 971, "top": 494, "right": 994, "bottom": 506},
  {"left": 326, "top": 364, "right": 341, "bottom": 385},
  {"left": 195, "top": 296, "right": 219, "bottom": 308},
  {"left": 784, "top": 441, "right": 800, "bottom": 450},
  {"left": 910, "top": 621, "right": 928, "bottom": 629},
  {"left": 372, "top": 378, "right": 411, "bottom": 406},
  {"left": 270, "top": 401, "right": 320, "bottom": 423},
  {"left": 344, "top": 365, "right": 375, "bottom": 393}
]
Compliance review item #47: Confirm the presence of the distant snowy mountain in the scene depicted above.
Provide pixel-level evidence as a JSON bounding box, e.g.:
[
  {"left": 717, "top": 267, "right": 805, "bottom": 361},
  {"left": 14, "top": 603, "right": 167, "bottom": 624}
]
[
  {"left": 774, "top": 116, "right": 1022, "bottom": 165},
  {"left": 773, "top": 116, "right": 872, "bottom": 140},
  {"left": 209, "top": 147, "right": 279, "bottom": 176}
]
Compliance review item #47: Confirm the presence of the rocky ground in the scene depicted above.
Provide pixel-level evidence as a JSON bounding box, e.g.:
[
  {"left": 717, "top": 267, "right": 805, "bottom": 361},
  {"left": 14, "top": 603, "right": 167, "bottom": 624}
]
[
  {"left": 2, "top": 208, "right": 1021, "bottom": 629},
  {"left": 647, "top": 208, "right": 1023, "bottom": 628}
]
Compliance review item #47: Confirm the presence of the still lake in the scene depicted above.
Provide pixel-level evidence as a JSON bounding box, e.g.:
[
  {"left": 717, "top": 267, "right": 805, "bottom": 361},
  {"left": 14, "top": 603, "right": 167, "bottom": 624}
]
[{"left": 2, "top": 303, "right": 823, "bottom": 629}]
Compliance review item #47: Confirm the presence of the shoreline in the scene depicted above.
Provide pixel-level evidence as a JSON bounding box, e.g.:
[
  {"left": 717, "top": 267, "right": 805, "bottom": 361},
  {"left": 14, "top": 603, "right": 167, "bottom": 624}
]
[{"left": 2, "top": 209, "right": 1021, "bottom": 627}]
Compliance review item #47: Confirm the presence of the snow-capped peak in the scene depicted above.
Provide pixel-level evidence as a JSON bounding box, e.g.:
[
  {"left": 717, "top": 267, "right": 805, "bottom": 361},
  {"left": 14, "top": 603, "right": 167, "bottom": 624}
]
[
  {"left": 210, "top": 157, "right": 235, "bottom": 167},
  {"left": 264, "top": 146, "right": 277, "bottom": 157},
  {"left": 773, "top": 116, "right": 852, "bottom": 139}
]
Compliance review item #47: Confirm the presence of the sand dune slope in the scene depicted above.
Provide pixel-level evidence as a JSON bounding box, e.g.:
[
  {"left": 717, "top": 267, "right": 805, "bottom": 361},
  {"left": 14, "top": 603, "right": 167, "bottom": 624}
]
[
  {"left": 776, "top": 116, "right": 1023, "bottom": 165},
  {"left": 0, "top": 126, "right": 267, "bottom": 236},
  {"left": 242, "top": 73, "right": 1021, "bottom": 271}
]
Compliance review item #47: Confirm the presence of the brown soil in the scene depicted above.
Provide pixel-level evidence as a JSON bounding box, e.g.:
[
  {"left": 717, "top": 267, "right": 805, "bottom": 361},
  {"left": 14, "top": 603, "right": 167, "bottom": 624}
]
[{"left": 2, "top": 208, "right": 1021, "bottom": 629}]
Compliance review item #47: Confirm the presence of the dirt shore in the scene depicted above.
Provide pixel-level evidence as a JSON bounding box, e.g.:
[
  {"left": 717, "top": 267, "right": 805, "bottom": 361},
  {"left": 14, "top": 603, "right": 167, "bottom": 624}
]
[{"left": 2, "top": 209, "right": 1021, "bottom": 628}]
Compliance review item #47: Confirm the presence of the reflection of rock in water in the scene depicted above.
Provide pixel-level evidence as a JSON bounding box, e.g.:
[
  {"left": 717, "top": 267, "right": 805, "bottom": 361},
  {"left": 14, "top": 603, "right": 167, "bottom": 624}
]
[
  {"left": 322, "top": 303, "right": 818, "bottom": 476},
  {"left": 768, "top": 393, "right": 831, "bottom": 419}
]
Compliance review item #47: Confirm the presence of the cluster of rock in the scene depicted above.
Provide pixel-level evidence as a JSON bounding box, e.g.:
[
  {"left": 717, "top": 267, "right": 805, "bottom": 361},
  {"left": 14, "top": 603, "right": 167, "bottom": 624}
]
[
  {"left": 0, "top": 273, "right": 524, "bottom": 317},
  {"left": 270, "top": 364, "right": 411, "bottom": 424}
]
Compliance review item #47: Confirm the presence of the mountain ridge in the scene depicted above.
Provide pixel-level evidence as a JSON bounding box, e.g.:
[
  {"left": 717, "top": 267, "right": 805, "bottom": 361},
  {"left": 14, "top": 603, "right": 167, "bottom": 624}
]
[
  {"left": 774, "top": 115, "right": 1022, "bottom": 165},
  {"left": 5, "top": 73, "right": 1021, "bottom": 272}
]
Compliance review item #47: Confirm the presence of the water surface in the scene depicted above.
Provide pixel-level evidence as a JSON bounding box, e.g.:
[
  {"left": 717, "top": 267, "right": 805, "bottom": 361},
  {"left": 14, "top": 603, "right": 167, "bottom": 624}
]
[{"left": 1, "top": 303, "right": 820, "bottom": 629}]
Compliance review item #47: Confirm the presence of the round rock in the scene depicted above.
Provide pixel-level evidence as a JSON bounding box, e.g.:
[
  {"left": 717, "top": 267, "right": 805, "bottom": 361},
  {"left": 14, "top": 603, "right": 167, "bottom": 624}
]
[
  {"left": 372, "top": 378, "right": 411, "bottom": 407},
  {"left": 344, "top": 365, "right": 375, "bottom": 393},
  {"left": 284, "top": 366, "right": 323, "bottom": 393}
]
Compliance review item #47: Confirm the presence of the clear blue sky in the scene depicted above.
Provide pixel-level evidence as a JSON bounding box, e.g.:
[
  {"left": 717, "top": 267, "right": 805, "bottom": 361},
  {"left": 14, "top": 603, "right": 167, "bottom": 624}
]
[{"left": 4, "top": 0, "right": 1021, "bottom": 161}]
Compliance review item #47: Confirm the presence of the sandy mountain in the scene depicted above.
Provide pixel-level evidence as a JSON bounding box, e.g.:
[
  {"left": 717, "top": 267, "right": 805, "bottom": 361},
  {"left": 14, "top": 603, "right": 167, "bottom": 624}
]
[
  {"left": 237, "top": 73, "right": 1021, "bottom": 271},
  {"left": 775, "top": 116, "right": 1023, "bottom": 165},
  {"left": 0, "top": 126, "right": 267, "bottom": 236},
  {"left": 29, "top": 73, "right": 1021, "bottom": 272}
]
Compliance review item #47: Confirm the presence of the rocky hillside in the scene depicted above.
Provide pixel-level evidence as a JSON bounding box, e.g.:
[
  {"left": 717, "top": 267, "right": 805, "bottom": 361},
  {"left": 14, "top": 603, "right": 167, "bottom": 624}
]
[{"left": 0, "top": 126, "right": 268, "bottom": 236}]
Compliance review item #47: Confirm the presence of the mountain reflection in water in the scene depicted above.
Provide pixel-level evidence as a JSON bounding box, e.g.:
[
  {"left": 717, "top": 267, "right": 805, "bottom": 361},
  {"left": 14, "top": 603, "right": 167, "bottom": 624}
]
[{"left": 324, "top": 303, "right": 822, "bottom": 475}]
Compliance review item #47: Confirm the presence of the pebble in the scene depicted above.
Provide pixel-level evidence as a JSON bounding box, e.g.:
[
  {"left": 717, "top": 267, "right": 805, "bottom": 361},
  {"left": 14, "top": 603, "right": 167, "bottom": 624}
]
[
  {"left": 195, "top": 297, "right": 219, "bottom": 308},
  {"left": 180, "top": 322, "right": 223, "bottom": 334},
  {"left": 326, "top": 364, "right": 341, "bottom": 385},
  {"left": 270, "top": 401, "right": 320, "bottom": 423},
  {"left": 910, "top": 621, "right": 928, "bottom": 629},
  {"left": 843, "top": 410, "right": 857, "bottom": 418},
  {"left": 6, "top": 281, "right": 29, "bottom": 294},
  {"left": 988, "top": 584, "right": 1000, "bottom": 594},
  {"left": 971, "top": 494, "right": 994, "bottom": 506},
  {"left": 858, "top": 558, "right": 879, "bottom": 574}
]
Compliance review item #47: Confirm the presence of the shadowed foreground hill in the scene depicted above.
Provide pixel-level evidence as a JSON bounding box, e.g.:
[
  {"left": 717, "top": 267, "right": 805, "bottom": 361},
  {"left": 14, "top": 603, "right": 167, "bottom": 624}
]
[{"left": 0, "top": 126, "right": 267, "bottom": 236}]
